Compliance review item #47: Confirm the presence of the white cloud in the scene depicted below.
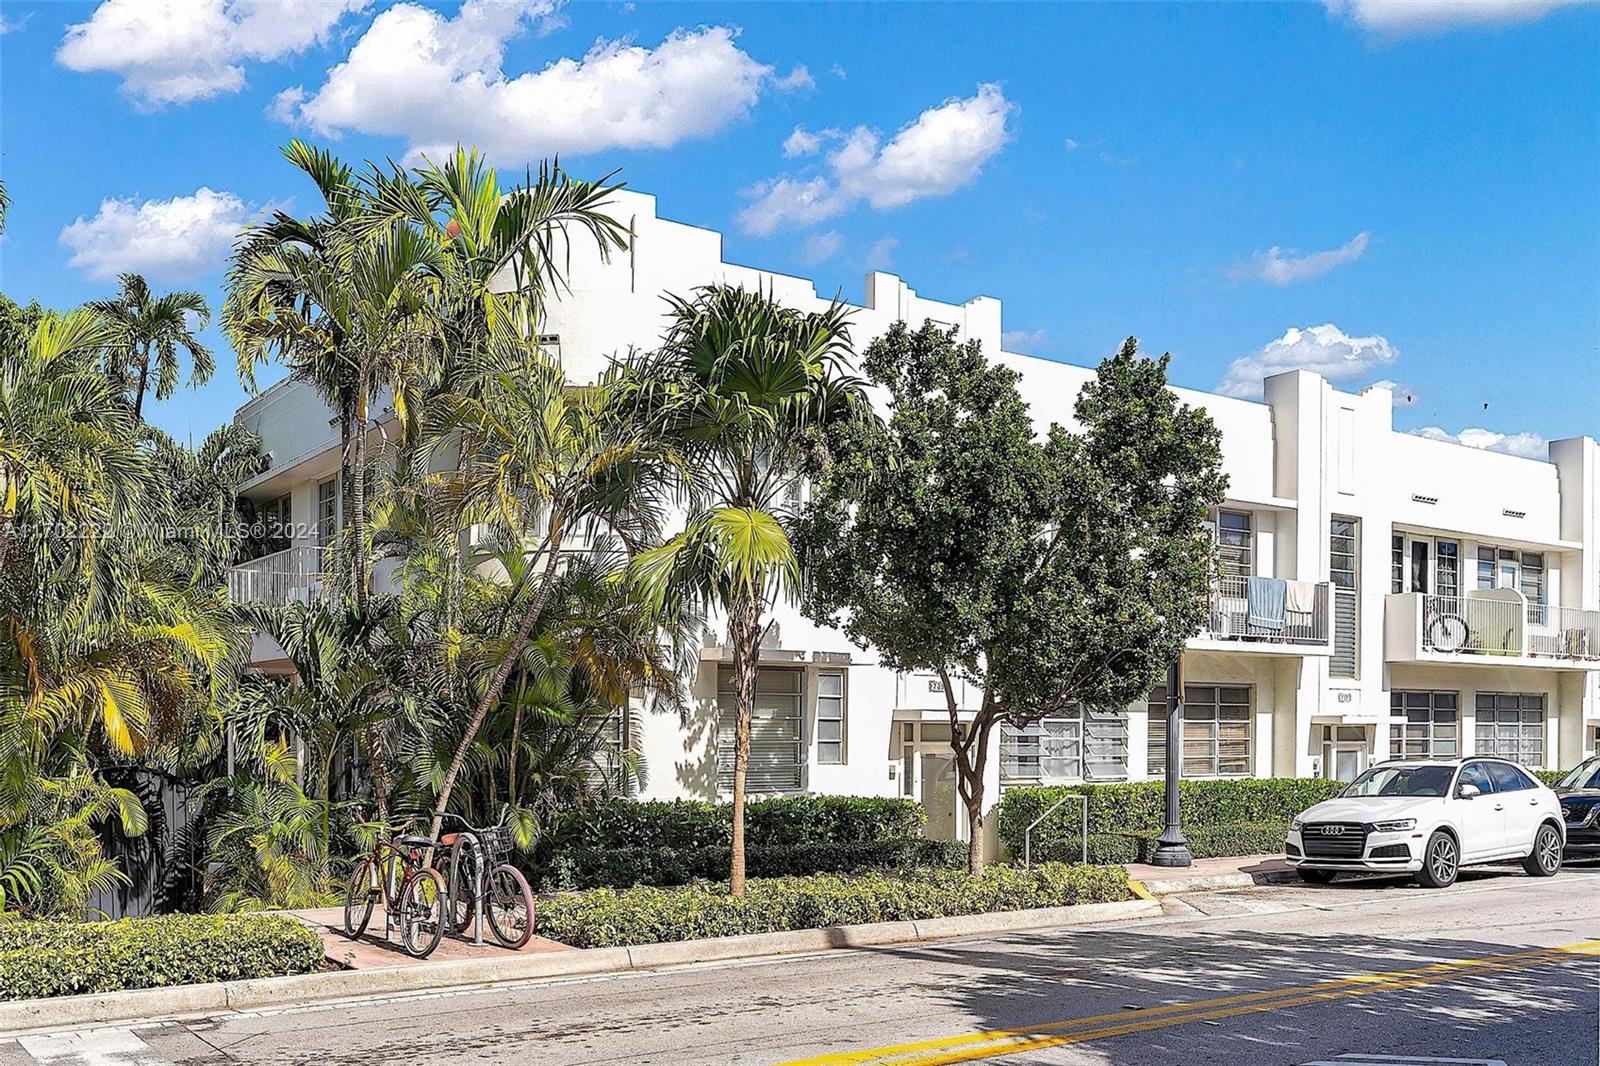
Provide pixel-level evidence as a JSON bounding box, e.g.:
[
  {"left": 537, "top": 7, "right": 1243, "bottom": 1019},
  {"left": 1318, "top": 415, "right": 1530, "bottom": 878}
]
[
  {"left": 276, "top": 2, "right": 774, "bottom": 162},
  {"left": 783, "top": 126, "right": 828, "bottom": 158},
  {"left": 1231, "top": 231, "right": 1371, "bottom": 286},
  {"left": 1412, "top": 426, "right": 1548, "bottom": 459},
  {"left": 738, "top": 83, "right": 1014, "bottom": 236},
  {"left": 57, "top": 0, "right": 368, "bottom": 107},
  {"left": 1217, "top": 324, "right": 1398, "bottom": 399},
  {"left": 1002, "top": 328, "right": 1049, "bottom": 353},
  {"left": 1063, "top": 138, "right": 1080, "bottom": 151},
  {"left": 1325, "top": 0, "right": 1589, "bottom": 34},
  {"left": 799, "top": 231, "right": 843, "bottom": 265},
  {"left": 829, "top": 63, "right": 847, "bottom": 80},
  {"left": 59, "top": 187, "right": 259, "bottom": 282},
  {"left": 864, "top": 236, "right": 899, "bottom": 271},
  {"left": 0, "top": 10, "right": 30, "bottom": 33},
  {"left": 774, "top": 64, "right": 814, "bottom": 92}
]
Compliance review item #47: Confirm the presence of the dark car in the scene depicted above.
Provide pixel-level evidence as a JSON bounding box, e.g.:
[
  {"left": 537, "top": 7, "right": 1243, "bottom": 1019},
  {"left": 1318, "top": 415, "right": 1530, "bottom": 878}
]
[{"left": 1554, "top": 756, "right": 1600, "bottom": 857}]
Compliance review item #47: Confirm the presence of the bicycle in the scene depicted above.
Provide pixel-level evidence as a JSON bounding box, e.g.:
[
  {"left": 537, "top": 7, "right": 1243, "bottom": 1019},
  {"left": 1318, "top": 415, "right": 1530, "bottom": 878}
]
[
  {"left": 342, "top": 817, "right": 449, "bottom": 959},
  {"left": 434, "top": 806, "right": 536, "bottom": 949}
]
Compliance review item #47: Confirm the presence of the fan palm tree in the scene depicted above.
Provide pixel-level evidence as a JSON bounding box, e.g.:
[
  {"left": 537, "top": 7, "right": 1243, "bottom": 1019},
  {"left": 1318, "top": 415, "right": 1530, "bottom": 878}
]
[
  {"left": 629, "top": 285, "right": 866, "bottom": 896},
  {"left": 90, "top": 274, "right": 215, "bottom": 421}
]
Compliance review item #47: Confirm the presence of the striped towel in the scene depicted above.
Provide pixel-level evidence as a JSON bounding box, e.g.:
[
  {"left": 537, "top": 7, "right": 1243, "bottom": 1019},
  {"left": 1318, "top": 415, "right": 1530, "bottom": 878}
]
[{"left": 1247, "top": 576, "right": 1287, "bottom": 632}]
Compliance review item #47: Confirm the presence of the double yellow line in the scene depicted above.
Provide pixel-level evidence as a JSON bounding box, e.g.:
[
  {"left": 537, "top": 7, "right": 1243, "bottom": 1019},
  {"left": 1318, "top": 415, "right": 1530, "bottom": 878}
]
[{"left": 780, "top": 939, "right": 1600, "bottom": 1066}]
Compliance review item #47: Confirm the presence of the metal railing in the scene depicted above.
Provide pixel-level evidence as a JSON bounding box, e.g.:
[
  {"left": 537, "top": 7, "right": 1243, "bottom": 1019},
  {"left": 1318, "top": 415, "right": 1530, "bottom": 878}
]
[
  {"left": 1525, "top": 603, "right": 1600, "bottom": 661},
  {"left": 1022, "top": 792, "right": 1089, "bottom": 867},
  {"left": 1203, "top": 576, "right": 1331, "bottom": 646},
  {"left": 227, "top": 545, "right": 329, "bottom": 606}
]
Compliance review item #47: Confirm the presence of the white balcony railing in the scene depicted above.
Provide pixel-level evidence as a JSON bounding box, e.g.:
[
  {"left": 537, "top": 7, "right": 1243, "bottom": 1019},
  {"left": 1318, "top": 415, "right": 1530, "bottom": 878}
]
[
  {"left": 227, "top": 545, "right": 330, "bottom": 607},
  {"left": 1525, "top": 603, "right": 1600, "bottom": 661},
  {"left": 1202, "top": 576, "right": 1331, "bottom": 647},
  {"left": 1389, "top": 589, "right": 1600, "bottom": 665}
]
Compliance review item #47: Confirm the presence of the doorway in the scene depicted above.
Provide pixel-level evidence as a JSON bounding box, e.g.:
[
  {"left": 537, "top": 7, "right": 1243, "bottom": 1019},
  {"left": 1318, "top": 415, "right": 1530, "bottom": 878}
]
[
  {"left": 1321, "top": 724, "right": 1370, "bottom": 782},
  {"left": 920, "top": 752, "right": 959, "bottom": 841}
]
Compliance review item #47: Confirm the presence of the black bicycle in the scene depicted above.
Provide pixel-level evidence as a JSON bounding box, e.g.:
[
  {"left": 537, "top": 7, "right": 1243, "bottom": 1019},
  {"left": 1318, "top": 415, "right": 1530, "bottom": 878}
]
[{"left": 434, "top": 806, "right": 536, "bottom": 949}]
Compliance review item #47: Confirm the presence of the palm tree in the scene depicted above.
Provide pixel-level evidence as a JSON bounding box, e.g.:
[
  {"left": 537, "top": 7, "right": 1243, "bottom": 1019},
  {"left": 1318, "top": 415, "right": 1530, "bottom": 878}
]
[
  {"left": 91, "top": 274, "right": 215, "bottom": 421},
  {"left": 630, "top": 285, "right": 866, "bottom": 895},
  {"left": 0, "top": 179, "right": 10, "bottom": 234}
]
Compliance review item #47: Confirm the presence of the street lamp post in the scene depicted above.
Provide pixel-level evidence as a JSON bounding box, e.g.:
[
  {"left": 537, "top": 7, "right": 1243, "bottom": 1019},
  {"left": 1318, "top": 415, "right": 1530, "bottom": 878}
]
[{"left": 1150, "top": 657, "right": 1191, "bottom": 867}]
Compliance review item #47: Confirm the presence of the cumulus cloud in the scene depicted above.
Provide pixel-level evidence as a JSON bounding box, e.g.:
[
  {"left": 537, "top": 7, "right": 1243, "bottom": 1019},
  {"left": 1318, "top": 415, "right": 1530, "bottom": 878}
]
[
  {"left": 274, "top": 2, "right": 774, "bottom": 162},
  {"left": 1230, "top": 231, "right": 1370, "bottom": 286},
  {"left": 738, "top": 83, "right": 1015, "bottom": 236},
  {"left": 1325, "top": 0, "right": 1589, "bottom": 34},
  {"left": 799, "top": 231, "right": 843, "bottom": 265},
  {"left": 1217, "top": 324, "right": 1398, "bottom": 399},
  {"left": 1002, "top": 328, "right": 1049, "bottom": 353},
  {"left": 864, "top": 237, "right": 900, "bottom": 271},
  {"left": 1412, "top": 426, "right": 1548, "bottom": 460},
  {"left": 60, "top": 187, "right": 260, "bottom": 282},
  {"left": 57, "top": 0, "right": 368, "bottom": 107},
  {"left": 774, "top": 64, "right": 815, "bottom": 92}
]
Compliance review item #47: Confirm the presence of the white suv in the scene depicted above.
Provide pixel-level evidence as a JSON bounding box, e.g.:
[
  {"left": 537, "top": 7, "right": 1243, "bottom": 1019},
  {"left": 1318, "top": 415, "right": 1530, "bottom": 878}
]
[{"left": 1286, "top": 758, "right": 1565, "bottom": 888}]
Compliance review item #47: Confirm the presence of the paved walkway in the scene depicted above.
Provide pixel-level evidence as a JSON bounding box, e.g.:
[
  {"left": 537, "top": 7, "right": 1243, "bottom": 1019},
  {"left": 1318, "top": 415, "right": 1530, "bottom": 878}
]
[
  {"left": 1124, "top": 853, "right": 1295, "bottom": 892},
  {"left": 288, "top": 907, "right": 572, "bottom": 969}
]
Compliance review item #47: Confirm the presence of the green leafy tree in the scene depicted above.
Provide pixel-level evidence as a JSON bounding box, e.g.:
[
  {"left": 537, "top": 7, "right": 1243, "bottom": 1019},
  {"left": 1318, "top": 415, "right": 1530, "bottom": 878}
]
[
  {"left": 630, "top": 285, "right": 867, "bottom": 896},
  {"left": 800, "top": 325, "right": 1226, "bottom": 873},
  {"left": 90, "top": 274, "right": 215, "bottom": 421}
]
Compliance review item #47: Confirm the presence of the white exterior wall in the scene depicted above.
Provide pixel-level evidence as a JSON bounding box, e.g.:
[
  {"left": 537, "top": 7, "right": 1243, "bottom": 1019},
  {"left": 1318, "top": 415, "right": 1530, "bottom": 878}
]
[{"left": 232, "top": 189, "right": 1600, "bottom": 848}]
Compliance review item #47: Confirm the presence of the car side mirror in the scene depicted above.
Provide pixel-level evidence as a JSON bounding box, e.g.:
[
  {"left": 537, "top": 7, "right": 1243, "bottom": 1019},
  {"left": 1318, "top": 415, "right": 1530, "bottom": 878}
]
[{"left": 1457, "top": 783, "right": 1482, "bottom": 800}]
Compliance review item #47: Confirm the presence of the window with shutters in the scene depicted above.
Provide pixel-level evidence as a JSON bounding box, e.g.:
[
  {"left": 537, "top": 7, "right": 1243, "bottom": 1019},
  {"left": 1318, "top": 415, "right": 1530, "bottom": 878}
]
[
  {"left": 589, "top": 708, "right": 635, "bottom": 796},
  {"left": 1389, "top": 691, "right": 1458, "bottom": 759},
  {"left": 717, "top": 666, "right": 803, "bottom": 792},
  {"left": 1330, "top": 517, "right": 1359, "bottom": 678},
  {"left": 815, "top": 671, "right": 845, "bottom": 764},
  {"left": 1147, "top": 686, "right": 1252, "bottom": 778},
  {"left": 1000, "top": 706, "right": 1129, "bottom": 783},
  {"left": 1473, "top": 693, "right": 1545, "bottom": 767}
]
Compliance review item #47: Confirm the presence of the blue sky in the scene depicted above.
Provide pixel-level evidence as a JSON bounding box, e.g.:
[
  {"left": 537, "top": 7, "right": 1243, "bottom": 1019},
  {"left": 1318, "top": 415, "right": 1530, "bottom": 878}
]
[{"left": 1, "top": 0, "right": 1596, "bottom": 456}]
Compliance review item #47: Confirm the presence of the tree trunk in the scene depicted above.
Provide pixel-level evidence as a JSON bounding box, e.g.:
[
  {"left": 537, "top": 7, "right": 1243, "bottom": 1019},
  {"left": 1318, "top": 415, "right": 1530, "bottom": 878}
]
[
  {"left": 942, "top": 684, "right": 998, "bottom": 877},
  {"left": 351, "top": 380, "right": 369, "bottom": 609},
  {"left": 361, "top": 725, "right": 390, "bottom": 825},
  {"left": 337, "top": 403, "right": 353, "bottom": 602},
  {"left": 428, "top": 517, "right": 565, "bottom": 839},
  {"left": 132, "top": 346, "right": 150, "bottom": 422},
  {"left": 727, "top": 589, "right": 762, "bottom": 897},
  {"left": 507, "top": 680, "right": 525, "bottom": 809}
]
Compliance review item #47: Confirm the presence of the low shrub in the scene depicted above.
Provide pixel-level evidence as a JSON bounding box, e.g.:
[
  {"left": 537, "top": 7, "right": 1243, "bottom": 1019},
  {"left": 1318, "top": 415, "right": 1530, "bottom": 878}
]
[
  {"left": 538, "top": 837, "right": 965, "bottom": 891},
  {"left": 1080, "top": 823, "right": 1290, "bottom": 865},
  {"left": 0, "top": 913, "right": 325, "bottom": 1001},
  {"left": 538, "top": 862, "right": 1133, "bottom": 949},
  {"left": 998, "top": 779, "right": 1344, "bottom": 863},
  {"left": 1535, "top": 769, "right": 1564, "bottom": 788}
]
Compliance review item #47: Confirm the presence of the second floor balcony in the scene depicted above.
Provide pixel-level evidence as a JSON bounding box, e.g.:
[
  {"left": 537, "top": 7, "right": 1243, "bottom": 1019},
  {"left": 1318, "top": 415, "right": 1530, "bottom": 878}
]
[
  {"left": 227, "top": 545, "right": 331, "bottom": 607},
  {"left": 1191, "top": 576, "right": 1334, "bottom": 655},
  {"left": 1385, "top": 589, "right": 1600, "bottom": 669}
]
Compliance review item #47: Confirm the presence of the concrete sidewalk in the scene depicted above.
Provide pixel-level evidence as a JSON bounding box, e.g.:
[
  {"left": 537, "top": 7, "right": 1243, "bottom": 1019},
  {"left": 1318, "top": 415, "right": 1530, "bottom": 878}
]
[
  {"left": 1125, "top": 854, "right": 1296, "bottom": 895},
  {"left": 288, "top": 907, "right": 571, "bottom": 969}
]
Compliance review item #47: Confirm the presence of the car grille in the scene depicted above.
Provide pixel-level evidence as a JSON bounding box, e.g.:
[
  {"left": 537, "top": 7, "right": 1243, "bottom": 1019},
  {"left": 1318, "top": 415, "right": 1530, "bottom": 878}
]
[
  {"left": 1563, "top": 803, "right": 1595, "bottom": 827},
  {"left": 1301, "top": 821, "right": 1368, "bottom": 858}
]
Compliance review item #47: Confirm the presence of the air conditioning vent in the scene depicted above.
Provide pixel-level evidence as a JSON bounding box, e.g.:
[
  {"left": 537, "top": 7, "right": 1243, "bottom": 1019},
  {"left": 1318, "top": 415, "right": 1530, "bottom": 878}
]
[
  {"left": 1502, "top": 508, "right": 1526, "bottom": 519},
  {"left": 1411, "top": 494, "right": 1438, "bottom": 505}
]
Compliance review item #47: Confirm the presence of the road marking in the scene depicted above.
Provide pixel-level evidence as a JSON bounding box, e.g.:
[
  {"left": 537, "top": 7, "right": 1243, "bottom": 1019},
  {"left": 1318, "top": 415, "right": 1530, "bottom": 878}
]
[
  {"left": 17, "top": 1028, "right": 174, "bottom": 1065},
  {"left": 1300, "top": 1057, "right": 1508, "bottom": 1065},
  {"left": 779, "top": 939, "right": 1600, "bottom": 1066}
]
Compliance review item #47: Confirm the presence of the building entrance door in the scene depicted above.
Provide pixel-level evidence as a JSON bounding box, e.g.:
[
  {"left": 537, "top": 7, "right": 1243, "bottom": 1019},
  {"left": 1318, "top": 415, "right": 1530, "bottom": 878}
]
[{"left": 920, "top": 752, "right": 960, "bottom": 842}]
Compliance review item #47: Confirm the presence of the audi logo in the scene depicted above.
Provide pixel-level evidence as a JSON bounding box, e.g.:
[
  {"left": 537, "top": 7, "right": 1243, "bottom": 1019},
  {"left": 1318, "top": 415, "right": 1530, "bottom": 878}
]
[{"left": 1319, "top": 825, "right": 1346, "bottom": 836}]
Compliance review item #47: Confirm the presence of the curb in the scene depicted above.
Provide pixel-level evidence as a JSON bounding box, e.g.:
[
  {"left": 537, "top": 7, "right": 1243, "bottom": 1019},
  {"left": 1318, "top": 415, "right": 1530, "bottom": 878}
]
[
  {"left": 0, "top": 897, "right": 1161, "bottom": 1036},
  {"left": 1135, "top": 870, "right": 1298, "bottom": 896}
]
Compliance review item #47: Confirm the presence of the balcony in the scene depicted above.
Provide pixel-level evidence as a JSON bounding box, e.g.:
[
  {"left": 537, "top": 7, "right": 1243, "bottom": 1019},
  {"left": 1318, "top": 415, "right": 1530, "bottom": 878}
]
[
  {"left": 1385, "top": 590, "right": 1600, "bottom": 669},
  {"left": 1190, "top": 576, "right": 1333, "bottom": 655},
  {"left": 227, "top": 545, "right": 330, "bottom": 607}
]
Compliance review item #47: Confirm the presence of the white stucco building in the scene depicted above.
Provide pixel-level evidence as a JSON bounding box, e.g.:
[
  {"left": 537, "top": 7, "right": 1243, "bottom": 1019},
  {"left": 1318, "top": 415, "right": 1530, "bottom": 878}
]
[{"left": 229, "top": 190, "right": 1600, "bottom": 850}]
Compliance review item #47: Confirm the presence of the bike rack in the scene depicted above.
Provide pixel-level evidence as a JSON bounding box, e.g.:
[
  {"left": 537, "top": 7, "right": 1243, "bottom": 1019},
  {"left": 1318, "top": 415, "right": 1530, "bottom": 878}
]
[{"left": 1022, "top": 792, "right": 1089, "bottom": 867}]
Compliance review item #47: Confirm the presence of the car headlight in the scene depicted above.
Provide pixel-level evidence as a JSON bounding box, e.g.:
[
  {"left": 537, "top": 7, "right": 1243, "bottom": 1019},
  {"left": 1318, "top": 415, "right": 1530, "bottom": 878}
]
[
  {"left": 1372, "top": 818, "right": 1416, "bottom": 833},
  {"left": 1289, "top": 818, "right": 1303, "bottom": 832}
]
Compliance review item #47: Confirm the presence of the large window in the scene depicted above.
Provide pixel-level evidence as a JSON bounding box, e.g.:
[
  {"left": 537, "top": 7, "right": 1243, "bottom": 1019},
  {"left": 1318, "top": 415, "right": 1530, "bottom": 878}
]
[
  {"left": 316, "top": 478, "right": 338, "bottom": 548},
  {"left": 1389, "top": 691, "right": 1458, "bottom": 759},
  {"left": 1001, "top": 706, "right": 1129, "bottom": 783},
  {"left": 815, "top": 671, "right": 846, "bottom": 764},
  {"left": 1147, "top": 686, "right": 1252, "bottom": 778},
  {"left": 1474, "top": 693, "right": 1545, "bottom": 767},
  {"left": 1216, "top": 511, "right": 1253, "bottom": 582},
  {"left": 1330, "top": 518, "right": 1358, "bottom": 590},
  {"left": 1436, "top": 540, "right": 1460, "bottom": 599},
  {"left": 717, "top": 666, "right": 803, "bottom": 792},
  {"left": 1330, "top": 517, "right": 1359, "bottom": 679}
]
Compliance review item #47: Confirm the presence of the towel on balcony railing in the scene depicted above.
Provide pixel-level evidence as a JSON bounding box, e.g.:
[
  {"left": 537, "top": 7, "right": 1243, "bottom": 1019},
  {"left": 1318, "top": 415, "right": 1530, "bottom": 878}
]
[
  {"left": 1247, "top": 576, "right": 1287, "bottom": 632},
  {"left": 1285, "top": 580, "right": 1319, "bottom": 615}
]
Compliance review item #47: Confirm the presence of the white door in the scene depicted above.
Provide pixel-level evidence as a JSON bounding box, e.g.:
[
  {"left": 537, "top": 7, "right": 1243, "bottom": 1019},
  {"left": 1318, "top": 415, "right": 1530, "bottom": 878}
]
[
  {"left": 1452, "top": 762, "right": 1507, "bottom": 859},
  {"left": 920, "top": 752, "right": 960, "bottom": 842},
  {"left": 1488, "top": 762, "right": 1542, "bottom": 853},
  {"left": 1333, "top": 747, "right": 1363, "bottom": 783}
]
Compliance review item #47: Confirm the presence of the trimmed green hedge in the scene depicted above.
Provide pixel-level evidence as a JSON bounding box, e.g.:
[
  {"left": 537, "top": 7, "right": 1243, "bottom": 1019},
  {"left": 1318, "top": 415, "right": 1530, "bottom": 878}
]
[
  {"left": 1535, "top": 769, "right": 1563, "bottom": 788},
  {"left": 538, "top": 863, "right": 1133, "bottom": 948},
  {"left": 535, "top": 795, "right": 935, "bottom": 890},
  {"left": 999, "top": 779, "right": 1344, "bottom": 863},
  {"left": 0, "top": 914, "right": 325, "bottom": 1001}
]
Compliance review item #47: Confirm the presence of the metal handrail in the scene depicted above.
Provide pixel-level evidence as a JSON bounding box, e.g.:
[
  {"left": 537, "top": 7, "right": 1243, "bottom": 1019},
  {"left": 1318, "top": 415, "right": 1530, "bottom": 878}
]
[{"left": 1022, "top": 792, "right": 1089, "bottom": 867}]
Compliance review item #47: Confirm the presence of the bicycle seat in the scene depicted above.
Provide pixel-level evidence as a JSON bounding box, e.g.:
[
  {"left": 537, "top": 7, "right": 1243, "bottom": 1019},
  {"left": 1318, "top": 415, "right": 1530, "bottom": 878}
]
[
  {"left": 395, "top": 835, "right": 436, "bottom": 849},
  {"left": 439, "top": 833, "right": 460, "bottom": 847}
]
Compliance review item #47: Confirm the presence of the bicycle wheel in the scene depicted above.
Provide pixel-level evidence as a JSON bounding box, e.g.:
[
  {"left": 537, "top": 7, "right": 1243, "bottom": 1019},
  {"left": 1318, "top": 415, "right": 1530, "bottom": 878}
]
[
  {"left": 444, "top": 836, "right": 480, "bottom": 936},
  {"left": 343, "top": 858, "right": 377, "bottom": 938},
  {"left": 398, "top": 868, "right": 447, "bottom": 959},
  {"left": 484, "top": 863, "right": 535, "bottom": 949}
]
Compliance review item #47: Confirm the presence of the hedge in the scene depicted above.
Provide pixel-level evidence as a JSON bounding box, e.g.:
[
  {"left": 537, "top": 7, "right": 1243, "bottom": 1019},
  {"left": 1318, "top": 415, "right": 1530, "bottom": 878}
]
[
  {"left": 538, "top": 863, "right": 1133, "bottom": 948},
  {"left": 0, "top": 913, "right": 325, "bottom": 1001},
  {"left": 998, "top": 779, "right": 1345, "bottom": 863},
  {"left": 534, "top": 795, "right": 935, "bottom": 890},
  {"left": 1081, "top": 823, "right": 1291, "bottom": 865}
]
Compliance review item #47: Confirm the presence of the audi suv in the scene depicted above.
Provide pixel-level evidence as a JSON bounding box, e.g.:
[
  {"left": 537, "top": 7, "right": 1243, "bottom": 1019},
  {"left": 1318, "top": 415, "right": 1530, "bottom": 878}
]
[
  {"left": 1285, "top": 758, "right": 1564, "bottom": 888},
  {"left": 1554, "top": 755, "right": 1600, "bottom": 858}
]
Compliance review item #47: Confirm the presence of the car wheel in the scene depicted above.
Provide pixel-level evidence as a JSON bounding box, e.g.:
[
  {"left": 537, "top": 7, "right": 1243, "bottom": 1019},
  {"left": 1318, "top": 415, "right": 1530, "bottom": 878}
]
[
  {"left": 1415, "top": 831, "right": 1459, "bottom": 888},
  {"left": 1522, "top": 824, "right": 1563, "bottom": 878},
  {"left": 1296, "top": 868, "right": 1336, "bottom": 884}
]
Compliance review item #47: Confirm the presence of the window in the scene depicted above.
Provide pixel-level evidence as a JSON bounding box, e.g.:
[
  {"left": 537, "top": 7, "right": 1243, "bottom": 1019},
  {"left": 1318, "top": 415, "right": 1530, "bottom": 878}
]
[
  {"left": 590, "top": 708, "right": 635, "bottom": 795},
  {"left": 1148, "top": 686, "right": 1252, "bottom": 778},
  {"left": 1457, "top": 761, "right": 1495, "bottom": 795},
  {"left": 1391, "top": 534, "right": 1405, "bottom": 594},
  {"left": 1520, "top": 552, "right": 1546, "bottom": 622},
  {"left": 1216, "top": 511, "right": 1253, "bottom": 582},
  {"left": 317, "top": 478, "right": 338, "bottom": 548},
  {"left": 815, "top": 671, "right": 846, "bottom": 764},
  {"left": 257, "top": 494, "right": 292, "bottom": 554},
  {"left": 1389, "top": 691, "right": 1458, "bottom": 759},
  {"left": 1436, "top": 540, "right": 1459, "bottom": 599},
  {"left": 1477, "top": 546, "right": 1497, "bottom": 590},
  {"left": 1330, "top": 518, "right": 1359, "bottom": 679},
  {"left": 1486, "top": 761, "right": 1536, "bottom": 793},
  {"left": 1329, "top": 518, "right": 1358, "bottom": 590},
  {"left": 1474, "top": 693, "right": 1544, "bottom": 767},
  {"left": 717, "top": 666, "right": 803, "bottom": 792},
  {"left": 1410, "top": 541, "right": 1429, "bottom": 595},
  {"left": 1000, "top": 706, "right": 1128, "bottom": 783}
]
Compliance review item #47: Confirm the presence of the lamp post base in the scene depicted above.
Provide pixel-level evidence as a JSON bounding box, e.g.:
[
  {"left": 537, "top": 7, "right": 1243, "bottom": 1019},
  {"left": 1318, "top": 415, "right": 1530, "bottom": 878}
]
[{"left": 1149, "top": 829, "right": 1192, "bottom": 868}]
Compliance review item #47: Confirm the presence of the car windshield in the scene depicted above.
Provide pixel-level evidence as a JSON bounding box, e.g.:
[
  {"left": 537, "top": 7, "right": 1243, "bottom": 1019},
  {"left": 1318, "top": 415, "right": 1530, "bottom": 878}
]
[
  {"left": 1342, "top": 765, "right": 1455, "bottom": 798},
  {"left": 1556, "top": 758, "right": 1600, "bottom": 791}
]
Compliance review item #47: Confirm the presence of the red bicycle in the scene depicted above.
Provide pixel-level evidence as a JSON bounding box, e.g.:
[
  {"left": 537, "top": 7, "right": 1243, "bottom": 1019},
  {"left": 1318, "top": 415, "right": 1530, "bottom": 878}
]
[
  {"left": 342, "top": 819, "right": 449, "bottom": 959},
  {"left": 434, "top": 807, "right": 536, "bottom": 949}
]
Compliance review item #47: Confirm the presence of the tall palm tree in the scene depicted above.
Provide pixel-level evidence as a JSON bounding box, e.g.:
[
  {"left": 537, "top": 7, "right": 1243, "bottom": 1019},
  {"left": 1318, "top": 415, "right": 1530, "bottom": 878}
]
[
  {"left": 90, "top": 274, "right": 214, "bottom": 421},
  {"left": 630, "top": 285, "right": 866, "bottom": 896},
  {"left": 0, "top": 179, "right": 10, "bottom": 234}
]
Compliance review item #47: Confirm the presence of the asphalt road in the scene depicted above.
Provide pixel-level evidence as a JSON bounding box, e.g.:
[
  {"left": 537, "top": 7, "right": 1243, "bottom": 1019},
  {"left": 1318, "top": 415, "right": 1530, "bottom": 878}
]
[{"left": 5, "top": 865, "right": 1598, "bottom": 1066}]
